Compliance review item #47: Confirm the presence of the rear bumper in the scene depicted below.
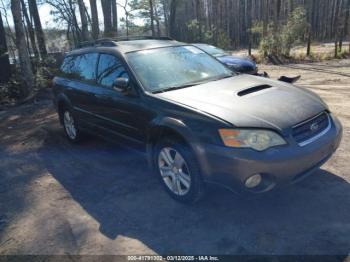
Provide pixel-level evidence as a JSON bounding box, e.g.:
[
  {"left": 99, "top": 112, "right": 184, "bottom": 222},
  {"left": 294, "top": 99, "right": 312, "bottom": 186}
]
[{"left": 199, "top": 114, "right": 343, "bottom": 193}]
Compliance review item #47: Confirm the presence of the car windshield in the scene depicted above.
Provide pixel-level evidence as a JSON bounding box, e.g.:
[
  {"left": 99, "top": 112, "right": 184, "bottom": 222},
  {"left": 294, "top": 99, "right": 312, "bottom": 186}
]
[
  {"left": 127, "top": 45, "right": 233, "bottom": 93},
  {"left": 195, "top": 44, "right": 228, "bottom": 57}
]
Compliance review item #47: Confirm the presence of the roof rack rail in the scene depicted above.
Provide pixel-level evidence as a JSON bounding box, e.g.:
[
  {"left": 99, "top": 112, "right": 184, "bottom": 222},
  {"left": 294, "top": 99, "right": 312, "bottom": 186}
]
[
  {"left": 76, "top": 39, "right": 118, "bottom": 49},
  {"left": 75, "top": 35, "right": 174, "bottom": 49},
  {"left": 112, "top": 35, "right": 174, "bottom": 41}
]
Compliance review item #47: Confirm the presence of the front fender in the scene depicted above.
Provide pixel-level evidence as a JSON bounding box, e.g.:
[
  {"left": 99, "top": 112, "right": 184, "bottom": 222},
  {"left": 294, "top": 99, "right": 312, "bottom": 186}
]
[
  {"left": 146, "top": 116, "right": 210, "bottom": 177},
  {"left": 55, "top": 92, "right": 72, "bottom": 110},
  {"left": 54, "top": 92, "right": 73, "bottom": 124}
]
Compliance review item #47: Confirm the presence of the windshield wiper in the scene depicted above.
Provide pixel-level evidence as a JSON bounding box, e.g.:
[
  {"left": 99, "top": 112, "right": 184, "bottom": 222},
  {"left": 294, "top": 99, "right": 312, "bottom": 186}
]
[
  {"left": 214, "top": 74, "right": 234, "bottom": 80},
  {"left": 152, "top": 74, "right": 234, "bottom": 94},
  {"left": 152, "top": 82, "right": 203, "bottom": 94}
]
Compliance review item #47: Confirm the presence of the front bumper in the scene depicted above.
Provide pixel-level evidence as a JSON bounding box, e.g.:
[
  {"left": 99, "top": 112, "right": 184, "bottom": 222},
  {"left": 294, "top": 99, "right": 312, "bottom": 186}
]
[
  {"left": 244, "top": 67, "right": 259, "bottom": 75},
  {"left": 200, "top": 114, "right": 343, "bottom": 193}
]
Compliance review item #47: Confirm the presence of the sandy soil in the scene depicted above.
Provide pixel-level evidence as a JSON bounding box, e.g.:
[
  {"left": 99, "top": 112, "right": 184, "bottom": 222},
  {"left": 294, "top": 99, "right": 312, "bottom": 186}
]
[{"left": 0, "top": 59, "right": 349, "bottom": 256}]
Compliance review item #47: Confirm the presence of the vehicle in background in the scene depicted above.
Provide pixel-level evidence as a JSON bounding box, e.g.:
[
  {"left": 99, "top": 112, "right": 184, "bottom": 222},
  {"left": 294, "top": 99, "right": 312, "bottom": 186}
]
[
  {"left": 193, "top": 43, "right": 302, "bottom": 84},
  {"left": 193, "top": 43, "right": 259, "bottom": 75}
]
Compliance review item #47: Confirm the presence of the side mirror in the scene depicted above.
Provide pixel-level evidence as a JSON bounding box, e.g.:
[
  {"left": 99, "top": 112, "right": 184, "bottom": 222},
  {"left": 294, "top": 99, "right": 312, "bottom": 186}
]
[{"left": 113, "top": 77, "right": 130, "bottom": 93}]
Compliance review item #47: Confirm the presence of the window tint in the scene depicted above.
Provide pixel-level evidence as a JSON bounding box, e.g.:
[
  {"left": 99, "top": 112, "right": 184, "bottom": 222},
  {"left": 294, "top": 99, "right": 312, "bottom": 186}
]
[
  {"left": 60, "top": 53, "right": 98, "bottom": 83},
  {"left": 76, "top": 53, "right": 98, "bottom": 82},
  {"left": 60, "top": 55, "right": 77, "bottom": 78},
  {"left": 127, "top": 46, "right": 232, "bottom": 92},
  {"left": 195, "top": 44, "right": 228, "bottom": 57},
  {"left": 97, "top": 54, "right": 129, "bottom": 88}
]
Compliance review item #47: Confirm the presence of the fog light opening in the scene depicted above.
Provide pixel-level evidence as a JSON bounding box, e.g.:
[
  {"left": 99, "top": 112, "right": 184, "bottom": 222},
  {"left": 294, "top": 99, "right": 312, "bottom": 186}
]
[{"left": 245, "top": 174, "right": 262, "bottom": 189}]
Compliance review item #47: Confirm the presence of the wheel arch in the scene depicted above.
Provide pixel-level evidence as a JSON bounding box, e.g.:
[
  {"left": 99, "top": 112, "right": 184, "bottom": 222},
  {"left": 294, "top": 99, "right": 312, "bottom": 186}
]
[
  {"left": 56, "top": 94, "right": 72, "bottom": 125},
  {"left": 146, "top": 117, "right": 210, "bottom": 177}
]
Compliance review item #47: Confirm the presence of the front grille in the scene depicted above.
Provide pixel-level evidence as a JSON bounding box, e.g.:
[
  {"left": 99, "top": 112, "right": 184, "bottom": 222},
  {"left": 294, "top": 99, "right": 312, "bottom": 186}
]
[{"left": 292, "top": 112, "right": 330, "bottom": 145}]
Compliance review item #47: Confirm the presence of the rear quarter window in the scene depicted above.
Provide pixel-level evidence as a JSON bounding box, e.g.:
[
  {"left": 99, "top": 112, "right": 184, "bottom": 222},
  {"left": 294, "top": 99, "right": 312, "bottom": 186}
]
[{"left": 60, "top": 55, "right": 77, "bottom": 78}]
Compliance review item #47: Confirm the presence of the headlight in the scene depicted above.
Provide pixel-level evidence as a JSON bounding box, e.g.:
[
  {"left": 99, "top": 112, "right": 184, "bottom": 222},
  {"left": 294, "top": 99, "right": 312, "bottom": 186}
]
[{"left": 218, "top": 129, "right": 286, "bottom": 151}]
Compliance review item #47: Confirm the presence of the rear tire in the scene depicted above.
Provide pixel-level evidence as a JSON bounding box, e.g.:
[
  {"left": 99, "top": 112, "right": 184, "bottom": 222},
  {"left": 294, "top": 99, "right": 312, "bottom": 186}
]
[
  {"left": 154, "top": 137, "right": 205, "bottom": 204},
  {"left": 62, "top": 108, "right": 82, "bottom": 143}
]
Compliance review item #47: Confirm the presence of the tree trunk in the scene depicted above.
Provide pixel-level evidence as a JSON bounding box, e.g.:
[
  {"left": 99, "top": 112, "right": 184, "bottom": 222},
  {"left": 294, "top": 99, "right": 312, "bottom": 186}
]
[
  {"left": 0, "top": 11, "right": 11, "bottom": 83},
  {"left": 66, "top": 0, "right": 81, "bottom": 44},
  {"left": 101, "top": 0, "right": 113, "bottom": 37},
  {"left": 11, "top": 0, "right": 34, "bottom": 96},
  {"left": 273, "top": 0, "right": 281, "bottom": 32},
  {"left": 0, "top": 12, "right": 8, "bottom": 56},
  {"left": 161, "top": 0, "right": 169, "bottom": 35},
  {"left": 20, "top": 0, "right": 39, "bottom": 58},
  {"left": 262, "top": 0, "right": 269, "bottom": 56},
  {"left": 154, "top": 3, "right": 161, "bottom": 36},
  {"left": 339, "top": 0, "right": 344, "bottom": 51},
  {"left": 112, "top": 0, "right": 118, "bottom": 36},
  {"left": 341, "top": 0, "right": 350, "bottom": 51},
  {"left": 334, "top": 0, "right": 342, "bottom": 57},
  {"left": 335, "top": 40, "right": 338, "bottom": 57},
  {"left": 263, "top": 0, "right": 269, "bottom": 38},
  {"left": 247, "top": 0, "right": 252, "bottom": 55},
  {"left": 346, "top": 0, "right": 350, "bottom": 52},
  {"left": 89, "top": 0, "right": 99, "bottom": 39},
  {"left": 169, "top": 0, "right": 177, "bottom": 38},
  {"left": 272, "top": 0, "right": 281, "bottom": 55},
  {"left": 126, "top": 12, "right": 129, "bottom": 37},
  {"left": 288, "top": 0, "right": 294, "bottom": 13},
  {"left": 307, "top": 28, "right": 312, "bottom": 56},
  {"left": 77, "top": 0, "right": 89, "bottom": 41},
  {"left": 149, "top": 0, "right": 155, "bottom": 36},
  {"left": 307, "top": 0, "right": 316, "bottom": 56},
  {"left": 24, "top": 12, "right": 32, "bottom": 57},
  {"left": 28, "top": 0, "right": 47, "bottom": 58},
  {"left": 195, "top": 0, "right": 202, "bottom": 41}
]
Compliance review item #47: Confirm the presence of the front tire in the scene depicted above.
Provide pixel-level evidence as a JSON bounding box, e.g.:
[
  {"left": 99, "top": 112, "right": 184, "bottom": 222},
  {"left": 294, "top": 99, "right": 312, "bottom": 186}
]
[
  {"left": 62, "top": 108, "right": 82, "bottom": 143},
  {"left": 155, "top": 138, "right": 205, "bottom": 204}
]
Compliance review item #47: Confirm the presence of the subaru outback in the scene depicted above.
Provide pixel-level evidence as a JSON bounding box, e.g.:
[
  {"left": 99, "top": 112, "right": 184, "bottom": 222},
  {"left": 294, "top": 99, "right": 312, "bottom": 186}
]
[{"left": 53, "top": 37, "right": 342, "bottom": 203}]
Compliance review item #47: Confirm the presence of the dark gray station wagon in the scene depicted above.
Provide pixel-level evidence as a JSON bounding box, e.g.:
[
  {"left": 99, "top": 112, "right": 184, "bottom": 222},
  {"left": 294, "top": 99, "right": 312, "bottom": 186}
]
[{"left": 53, "top": 37, "right": 342, "bottom": 203}]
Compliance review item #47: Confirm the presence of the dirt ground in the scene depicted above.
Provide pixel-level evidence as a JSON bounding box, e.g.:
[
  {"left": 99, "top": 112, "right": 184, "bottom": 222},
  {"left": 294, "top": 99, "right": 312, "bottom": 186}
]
[
  {"left": 0, "top": 59, "right": 349, "bottom": 256},
  {"left": 232, "top": 42, "right": 350, "bottom": 58}
]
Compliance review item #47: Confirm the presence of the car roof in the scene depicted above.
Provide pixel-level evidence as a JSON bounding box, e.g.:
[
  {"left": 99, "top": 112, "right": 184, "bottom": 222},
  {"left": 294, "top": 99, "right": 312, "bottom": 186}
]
[
  {"left": 67, "top": 39, "right": 185, "bottom": 56},
  {"left": 193, "top": 43, "right": 215, "bottom": 48},
  {"left": 193, "top": 43, "right": 208, "bottom": 46},
  {"left": 116, "top": 39, "right": 184, "bottom": 53}
]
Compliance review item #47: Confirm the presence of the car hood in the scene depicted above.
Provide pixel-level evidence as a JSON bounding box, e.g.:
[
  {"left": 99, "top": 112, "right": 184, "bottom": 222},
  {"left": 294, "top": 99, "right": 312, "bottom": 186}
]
[
  {"left": 157, "top": 75, "right": 327, "bottom": 131},
  {"left": 217, "top": 55, "right": 256, "bottom": 68}
]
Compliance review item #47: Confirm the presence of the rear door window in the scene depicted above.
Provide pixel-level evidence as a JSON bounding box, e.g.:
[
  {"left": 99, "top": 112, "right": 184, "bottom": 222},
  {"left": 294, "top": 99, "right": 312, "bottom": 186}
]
[
  {"left": 75, "top": 53, "right": 98, "bottom": 83},
  {"left": 60, "top": 53, "right": 98, "bottom": 84},
  {"left": 97, "top": 54, "right": 129, "bottom": 88}
]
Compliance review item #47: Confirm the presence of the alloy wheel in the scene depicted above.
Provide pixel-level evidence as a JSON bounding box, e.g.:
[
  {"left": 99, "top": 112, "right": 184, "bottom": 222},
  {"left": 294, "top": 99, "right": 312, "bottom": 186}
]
[
  {"left": 63, "top": 111, "right": 77, "bottom": 140},
  {"left": 158, "top": 147, "right": 191, "bottom": 196}
]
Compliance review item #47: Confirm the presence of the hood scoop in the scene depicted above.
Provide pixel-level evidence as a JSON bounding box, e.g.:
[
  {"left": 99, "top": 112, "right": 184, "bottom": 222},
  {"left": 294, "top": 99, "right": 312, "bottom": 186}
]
[{"left": 237, "top": 84, "right": 272, "bottom": 97}]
